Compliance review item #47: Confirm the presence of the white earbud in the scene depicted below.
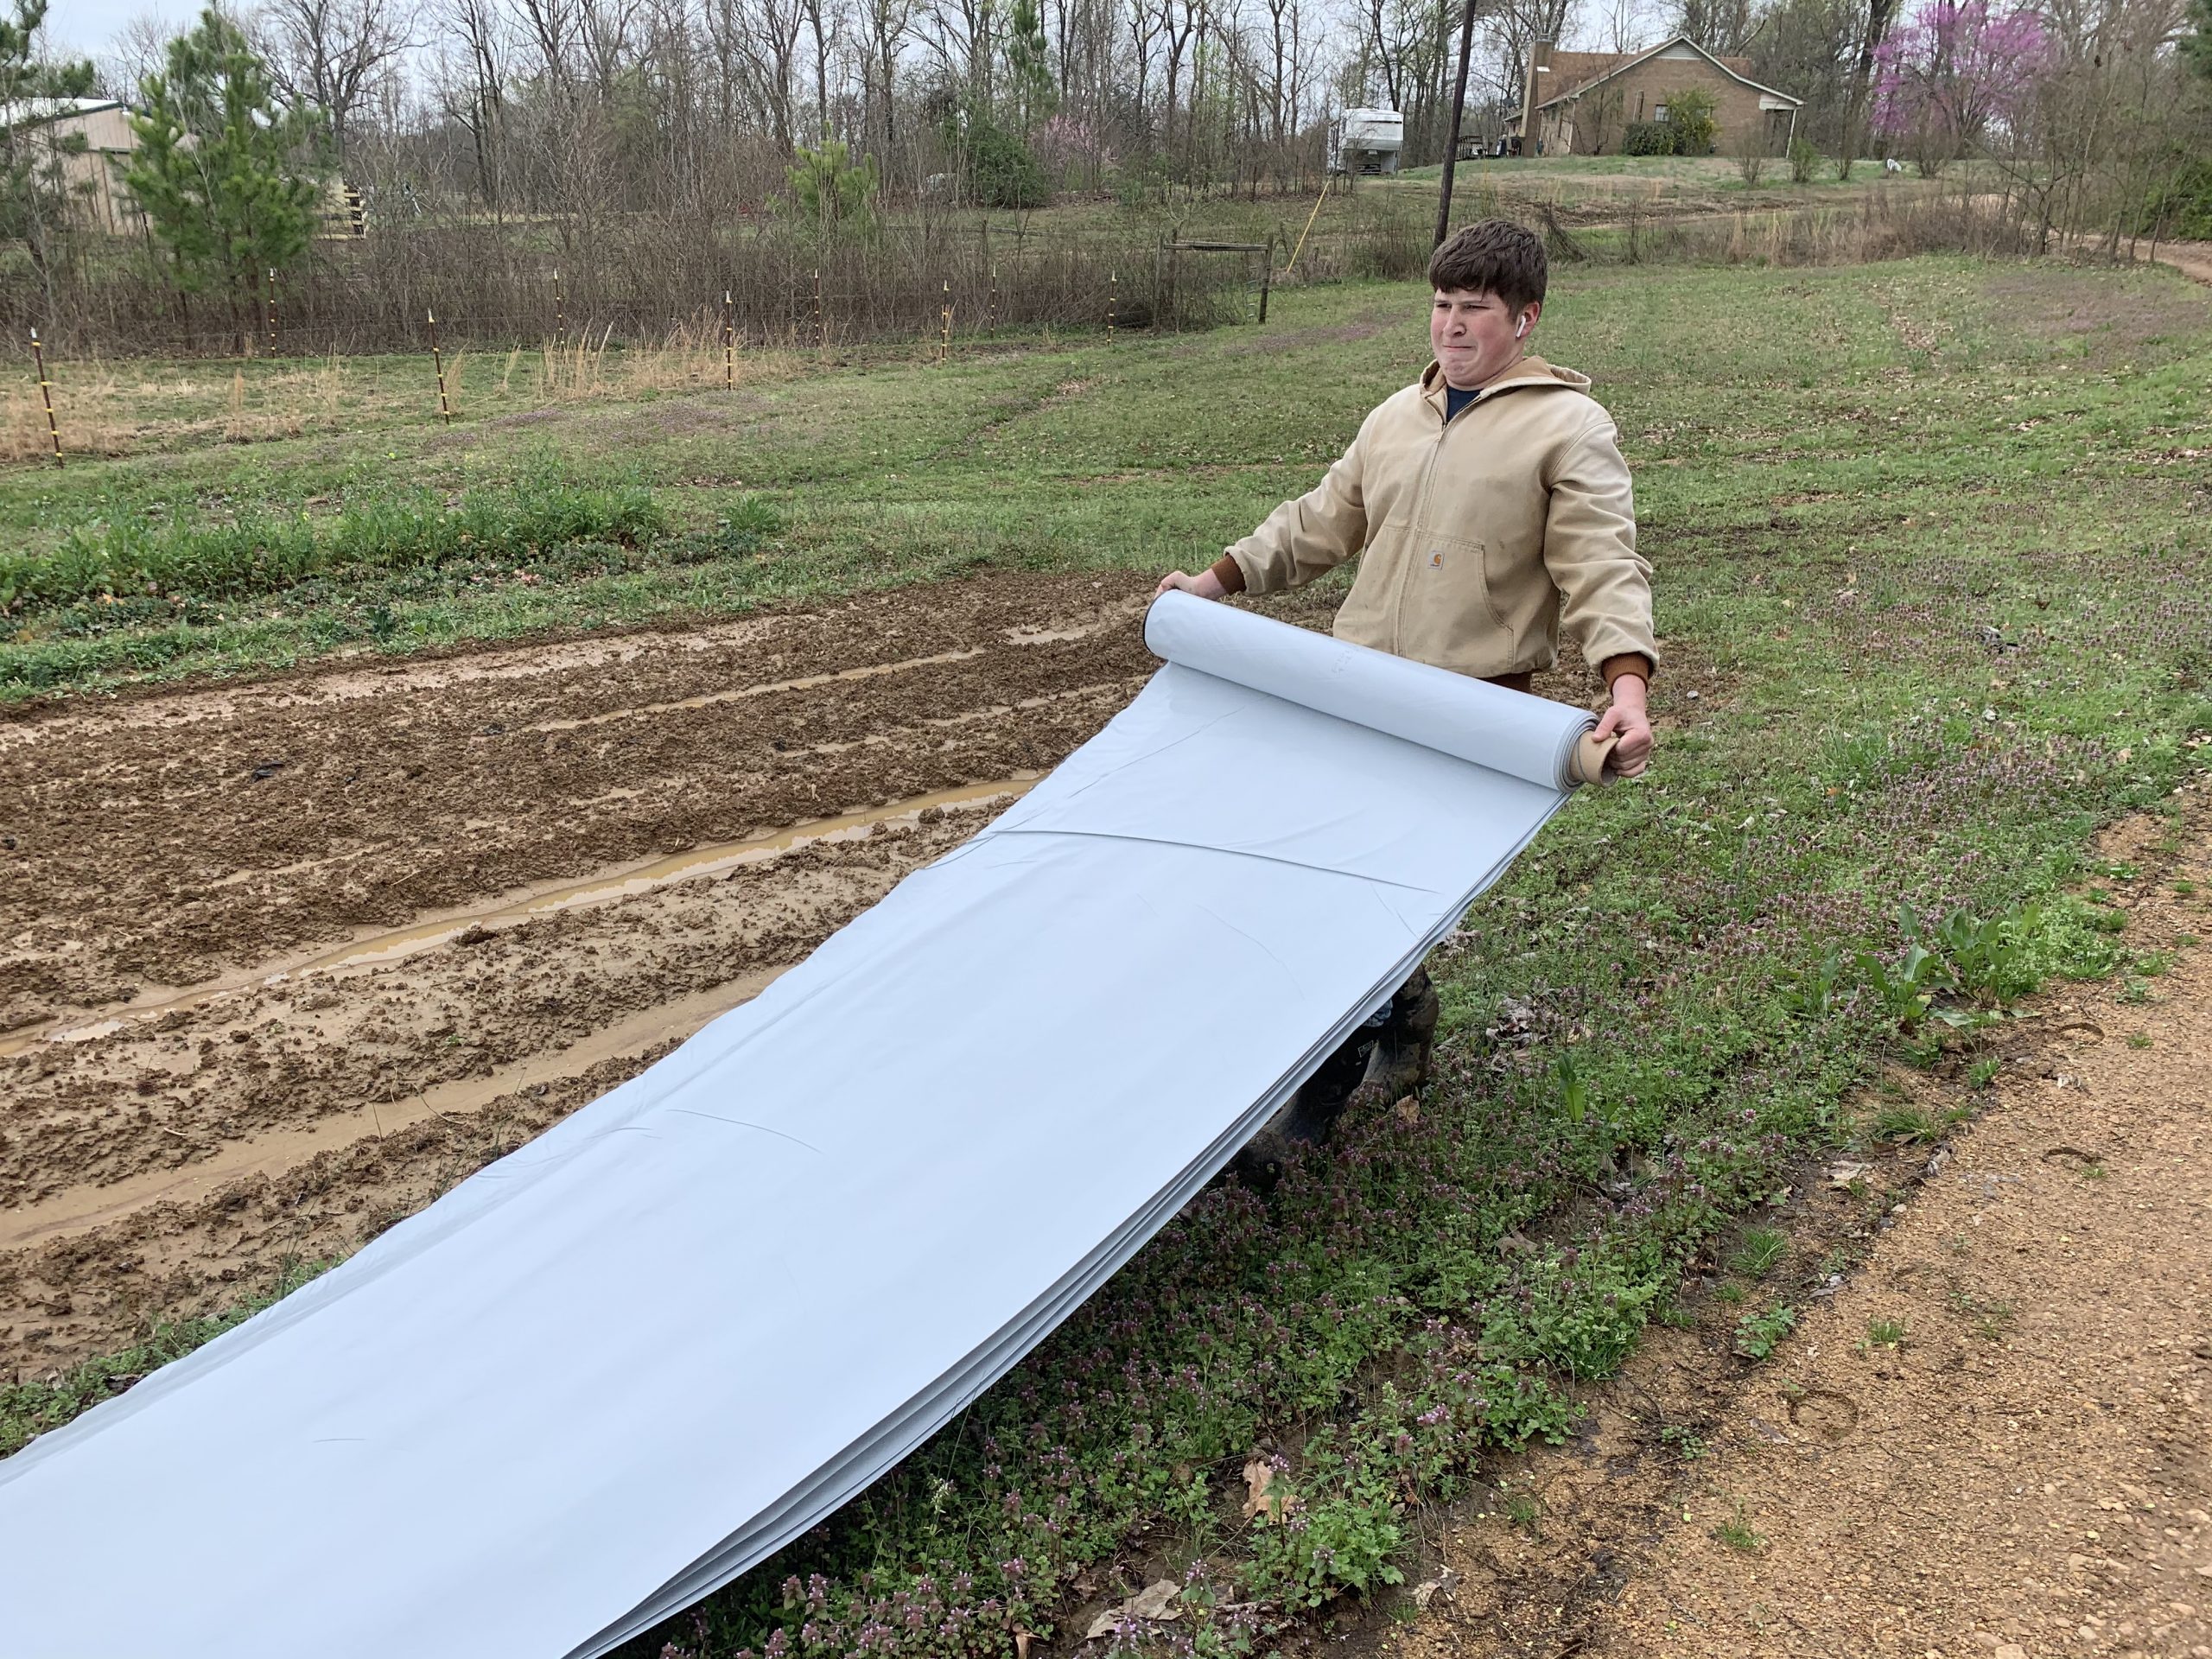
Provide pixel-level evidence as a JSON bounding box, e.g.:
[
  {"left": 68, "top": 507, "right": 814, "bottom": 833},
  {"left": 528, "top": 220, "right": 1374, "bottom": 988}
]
[{"left": 1515, "top": 316, "right": 1529, "bottom": 339}]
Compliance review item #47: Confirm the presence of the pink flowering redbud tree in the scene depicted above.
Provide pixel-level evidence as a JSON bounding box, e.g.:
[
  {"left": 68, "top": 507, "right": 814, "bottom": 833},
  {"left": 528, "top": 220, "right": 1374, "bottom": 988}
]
[{"left": 1872, "top": 0, "right": 2051, "bottom": 174}]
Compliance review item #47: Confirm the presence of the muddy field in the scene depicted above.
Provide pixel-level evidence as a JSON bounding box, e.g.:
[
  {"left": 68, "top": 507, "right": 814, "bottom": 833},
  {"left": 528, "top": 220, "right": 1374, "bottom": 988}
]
[{"left": 0, "top": 571, "right": 1230, "bottom": 1377}]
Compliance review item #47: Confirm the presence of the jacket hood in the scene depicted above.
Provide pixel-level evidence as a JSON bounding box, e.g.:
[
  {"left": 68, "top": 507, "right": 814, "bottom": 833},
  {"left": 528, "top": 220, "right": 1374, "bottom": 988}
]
[{"left": 1420, "top": 353, "right": 1592, "bottom": 402}]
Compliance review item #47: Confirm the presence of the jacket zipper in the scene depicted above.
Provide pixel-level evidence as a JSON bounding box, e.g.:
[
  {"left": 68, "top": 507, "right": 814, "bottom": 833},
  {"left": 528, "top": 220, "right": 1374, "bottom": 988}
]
[
  {"left": 1389, "top": 410, "right": 1452, "bottom": 652},
  {"left": 1390, "top": 378, "right": 1544, "bottom": 650}
]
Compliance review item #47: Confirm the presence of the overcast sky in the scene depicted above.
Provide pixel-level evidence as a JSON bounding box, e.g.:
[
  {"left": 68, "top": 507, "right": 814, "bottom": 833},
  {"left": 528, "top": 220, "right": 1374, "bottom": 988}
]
[
  {"left": 52, "top": 0, "right": 1632, "bottom": 101},
  {"left": 49, "top": 0, "right": 198, "bottom": 67}
]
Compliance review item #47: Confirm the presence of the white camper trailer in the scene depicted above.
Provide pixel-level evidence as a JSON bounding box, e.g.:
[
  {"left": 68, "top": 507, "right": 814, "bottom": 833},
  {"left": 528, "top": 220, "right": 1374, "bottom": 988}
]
[{"left": 1327, "top": 107, "right": 1404, "bottom": 175}]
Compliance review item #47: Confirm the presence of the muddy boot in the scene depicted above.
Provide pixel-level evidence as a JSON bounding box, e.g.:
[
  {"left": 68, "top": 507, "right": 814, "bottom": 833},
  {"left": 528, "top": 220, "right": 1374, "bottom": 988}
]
[
  {"left": 1230, "top": 1023, "right": 1378, "bottom": 1191},
  {"left": 1347, "top": 968, "right": 1439, "bottom": 1114}
]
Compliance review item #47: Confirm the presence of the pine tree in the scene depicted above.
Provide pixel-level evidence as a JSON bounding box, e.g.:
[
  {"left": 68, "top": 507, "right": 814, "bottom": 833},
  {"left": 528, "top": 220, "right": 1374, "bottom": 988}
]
[
  {"left": 2186, "top": 0, "right": 2212, "bottom": 80},
  {"left": 0, "top": 0, "right": 98, "bottom": 301},
  {"left": 123, "top": 7, "right": 325, "bottom": 346},
  {"left": 1004, "top": 0, "right": 1058, "bottom": 134}
]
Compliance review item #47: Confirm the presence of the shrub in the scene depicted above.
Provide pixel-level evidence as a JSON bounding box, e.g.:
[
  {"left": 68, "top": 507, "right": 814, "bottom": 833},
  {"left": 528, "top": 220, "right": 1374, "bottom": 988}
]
[
  {"left": 1733, "top": 127, "right": 1767, "bottom": 186},
  {"left": 2139, "top": 158, "right": 2212, "bottom": 239},
  {"left": 1623, "top": 120, "right": 1676, "bottom": 156},
  {"left": 1665, "top": 88, "right": 1719, "bottom": 156},
  {"left": 957, "top": 114, "right": 1051, "bottom": 208},
  {"left": 1789, "top": 134, "right": 1820, "bottom": 182}
]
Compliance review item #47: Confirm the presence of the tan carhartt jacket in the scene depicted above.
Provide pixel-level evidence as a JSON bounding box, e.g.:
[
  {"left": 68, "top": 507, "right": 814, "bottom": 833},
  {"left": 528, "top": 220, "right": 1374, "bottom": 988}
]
[{"left": 1217, "top": 354, "right": 1656, "bottom": 687}]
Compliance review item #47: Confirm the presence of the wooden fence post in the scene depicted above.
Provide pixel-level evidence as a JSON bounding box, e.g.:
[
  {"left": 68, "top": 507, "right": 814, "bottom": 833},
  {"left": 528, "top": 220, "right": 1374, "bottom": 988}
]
[
  {"left": 811, "top": 267, "right": 824, "bottom": 347},
  {"left": 1107, "top": 270, "right": 1116, "bottom": 344},
  {"left": 723, "top": 289, "right": 735, "bottom": 390},
  {"left": 553, "top": 270, "right": 566, "bottom": 353},
  {"left": 938, "top": 281, "right": 950, "bottom": 364},
  {"left": 428, "top": 308, "right": 453, "bottom": 425},
  {"left": 1259, "top": 237, "right": 1274, "bottom": 324},
  {"left": 264, "top": 267, "right": 279, "bottom": 357},
  {"left": 29, "top": 327, "right": 60, "bottom": 467}
]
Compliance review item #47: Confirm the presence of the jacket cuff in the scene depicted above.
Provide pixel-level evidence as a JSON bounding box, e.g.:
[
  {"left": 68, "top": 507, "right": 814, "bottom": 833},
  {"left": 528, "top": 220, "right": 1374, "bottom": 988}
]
[
  {"left": 1209, "top": 553, "right": 1249, "bottom": 595},
  {"left": 1599, "top": 653, "right": 1653, "bottom": 690}
]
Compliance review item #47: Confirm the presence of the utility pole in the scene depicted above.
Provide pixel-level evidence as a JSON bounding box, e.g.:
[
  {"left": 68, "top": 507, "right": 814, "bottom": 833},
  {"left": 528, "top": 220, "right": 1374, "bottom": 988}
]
[{"left": 1433, "top": 0, "right": 1483, "bottom": 249}]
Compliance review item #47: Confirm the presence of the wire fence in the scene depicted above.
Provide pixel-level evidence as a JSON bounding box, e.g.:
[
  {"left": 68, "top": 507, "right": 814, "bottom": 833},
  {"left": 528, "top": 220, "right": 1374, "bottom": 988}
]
[{"left": 3, "top": 215, "right": 1274, "bottom": 361}]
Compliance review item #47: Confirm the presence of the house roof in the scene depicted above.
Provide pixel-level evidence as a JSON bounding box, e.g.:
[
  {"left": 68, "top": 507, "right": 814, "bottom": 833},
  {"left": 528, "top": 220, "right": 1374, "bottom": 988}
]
[
  {"left": 2, "top": 97, "right": 126, "bottom": 120},
  {"left": 1535, "top": 35, "right": 1802, "bottom": 110},
  {"left": 1, "top": 97, "right": 130, "bottom": 139}
]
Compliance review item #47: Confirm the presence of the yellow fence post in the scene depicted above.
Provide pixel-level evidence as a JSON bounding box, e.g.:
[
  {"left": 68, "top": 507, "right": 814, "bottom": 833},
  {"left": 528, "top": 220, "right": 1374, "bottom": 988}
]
[
  {"left": 429, "top": 308, "right": 453, "bottom": 425},
  {"left": 29, "top": 326, "right": 60, "bottom": 467}
]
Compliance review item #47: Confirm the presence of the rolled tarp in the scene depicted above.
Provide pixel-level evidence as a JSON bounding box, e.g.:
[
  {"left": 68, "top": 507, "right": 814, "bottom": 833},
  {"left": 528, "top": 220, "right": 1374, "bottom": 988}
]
[
  {"left": 1144, "top": 592, "right": 1605, "bottom": 789},
  {"left": 0, "top": 594, "right": 1601, "bottom": 1659}
]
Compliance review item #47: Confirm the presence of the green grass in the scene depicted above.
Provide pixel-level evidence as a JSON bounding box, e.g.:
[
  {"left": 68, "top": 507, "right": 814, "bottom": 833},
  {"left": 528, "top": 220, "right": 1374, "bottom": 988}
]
[
  {"left": 5, "top": 253, "right": 2211, "bottom": 1656},
  {"left": 11, "top": 252, "right": 2208, "bottom": 703},
  {"left": 1712, "top": 1502, "right": 1768, "bottom": 1552},
  {"left": 1729, "top": 1226, "right": 1789, "bottom": 1279},
  {"left": 1862, "top": 1317, "right": 1910, "bottom": 1350}
]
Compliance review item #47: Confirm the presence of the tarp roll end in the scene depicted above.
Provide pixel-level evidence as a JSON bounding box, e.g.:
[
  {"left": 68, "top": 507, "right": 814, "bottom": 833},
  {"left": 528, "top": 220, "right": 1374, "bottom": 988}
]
[{"left": 1144, "top": 592, "right": 1600, "bottom": 791}]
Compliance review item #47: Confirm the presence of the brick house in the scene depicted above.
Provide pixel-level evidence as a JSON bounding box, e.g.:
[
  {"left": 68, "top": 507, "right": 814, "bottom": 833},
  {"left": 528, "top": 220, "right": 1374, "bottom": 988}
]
[{"left": 1504, "top": 36, "right": 1803, "bottom": 156}]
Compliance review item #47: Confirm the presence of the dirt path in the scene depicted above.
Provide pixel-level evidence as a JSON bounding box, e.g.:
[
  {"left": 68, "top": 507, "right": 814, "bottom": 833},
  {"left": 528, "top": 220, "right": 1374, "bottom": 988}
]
[
  {"left": 0, "top": 572, "right": 1163, "bottom": 1377},
  {"left": 1368, "top": 809, "right": 2212, "bottom": 1659},
  {"left": 2149, "top": 240, "right": 2212, "bottom": 288}
]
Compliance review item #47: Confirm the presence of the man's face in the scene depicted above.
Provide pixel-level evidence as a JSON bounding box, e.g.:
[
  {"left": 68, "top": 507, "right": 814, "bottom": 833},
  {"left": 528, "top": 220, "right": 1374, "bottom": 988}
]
[{"left": 1430, "top": 288, "right": 1535, "bottom": 390}]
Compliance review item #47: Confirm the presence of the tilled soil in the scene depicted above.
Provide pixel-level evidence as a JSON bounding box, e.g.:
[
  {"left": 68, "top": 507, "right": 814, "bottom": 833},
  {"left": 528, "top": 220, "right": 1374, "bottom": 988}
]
[
  {"left": 0, "top": 575, "right": 1157, "bottom": 1029},
  {"left": 0, "top": 571, "right": 1162, "bottom": 1376}
]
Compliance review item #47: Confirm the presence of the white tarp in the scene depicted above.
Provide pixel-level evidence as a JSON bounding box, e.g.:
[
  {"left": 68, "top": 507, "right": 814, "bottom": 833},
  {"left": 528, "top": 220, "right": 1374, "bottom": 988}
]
[{"left": 0, "top": 593, "right": 1600, "bottom": 1658}]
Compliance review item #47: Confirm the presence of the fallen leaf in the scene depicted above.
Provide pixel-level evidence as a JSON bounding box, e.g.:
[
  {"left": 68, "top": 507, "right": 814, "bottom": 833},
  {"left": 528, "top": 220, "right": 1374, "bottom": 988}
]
[
  {"left": 1015, "top": 1630, "right": 1032, "bottom": 1659},
  {"left": 1827, "top": 1159, "right": 1871, "bottom": 1189},
  {"left": 1410, "top": 1567, "right": 1460, "bottom": 1608},
  {"left": 1242, "top": 1457, "right": 1296, "bottom": 1523},
  {"left": 1087, "top": 1580, "right": 1182, "bottom": 1639}
]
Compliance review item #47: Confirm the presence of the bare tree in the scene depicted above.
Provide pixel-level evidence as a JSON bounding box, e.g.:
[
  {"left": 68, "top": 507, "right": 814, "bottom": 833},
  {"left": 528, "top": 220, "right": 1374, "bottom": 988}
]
[
  {"left": 576, "top": 0, "right": 643, "bottom": 93},
  {"left": 1676, "top": 0, "right": 1759, "bottom": 53},
  {"left": 800, "top": 0, "right": 842, "bottom": 136},
  {"left": 435, "top": 0, "right": 508, "bottom": 207},
  {"left": 920, "top": 0, "right": 997, "bottom": 106},
  {"left": 251, "top": 0, "right": 418, "bottom": 160},
  {"left": 1156, "top": 0, "right": 1198, "bottom": 157},
  {"left": 854, "top": 0, "right": 913, "bottom": 154},
  {"left": 1126, "top": 0, "right": 1162, "bottom": 132},
  {"left": 96, "top": 11, "right": 182, "bottom": 98}
]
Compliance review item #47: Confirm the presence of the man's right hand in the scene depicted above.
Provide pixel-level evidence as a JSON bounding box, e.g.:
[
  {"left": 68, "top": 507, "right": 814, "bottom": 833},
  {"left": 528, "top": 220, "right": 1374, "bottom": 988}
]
[{"left": 1155, "top": 569, "right": 1230, "bottom": 601}]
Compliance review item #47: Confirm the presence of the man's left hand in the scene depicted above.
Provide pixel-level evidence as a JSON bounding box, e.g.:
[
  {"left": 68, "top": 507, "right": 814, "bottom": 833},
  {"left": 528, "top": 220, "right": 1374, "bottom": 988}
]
[{"left": 1593, "top": 677, "right": 1654, "bottom": 778}]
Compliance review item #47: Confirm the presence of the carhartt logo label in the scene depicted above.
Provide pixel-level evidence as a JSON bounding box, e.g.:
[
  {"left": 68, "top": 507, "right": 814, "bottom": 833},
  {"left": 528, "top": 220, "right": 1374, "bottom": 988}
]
[{"left": 1428, "top": 550, "right": 1444, "bottom": 569}]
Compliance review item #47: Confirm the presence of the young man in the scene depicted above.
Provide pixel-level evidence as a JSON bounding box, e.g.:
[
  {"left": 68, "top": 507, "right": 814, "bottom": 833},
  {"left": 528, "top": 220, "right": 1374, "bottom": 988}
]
[{"left": 1154, "top": 218, "right": 1656, "bottom": 1179}]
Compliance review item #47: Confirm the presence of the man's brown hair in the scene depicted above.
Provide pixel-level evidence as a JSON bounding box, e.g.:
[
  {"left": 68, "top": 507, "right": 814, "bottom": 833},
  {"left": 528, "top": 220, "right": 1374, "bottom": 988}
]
[{"left": 1427, "top": 219, "right": 1547, "bottom": 315}]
